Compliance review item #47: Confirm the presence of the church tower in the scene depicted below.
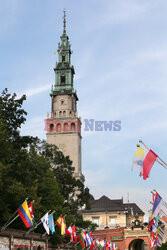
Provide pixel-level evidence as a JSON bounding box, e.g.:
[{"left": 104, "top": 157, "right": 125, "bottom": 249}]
[{"left": 45, "top": 11, "right": 85, "bottom": 183}]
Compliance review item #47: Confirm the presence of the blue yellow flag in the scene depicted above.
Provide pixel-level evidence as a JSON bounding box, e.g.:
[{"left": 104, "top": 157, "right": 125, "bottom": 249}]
[
  {"left": 49, "top": 214, "right": 55, "bottom": 234},
  {"left": 18, "top": 200, "right": 33, "bottom": 228}
]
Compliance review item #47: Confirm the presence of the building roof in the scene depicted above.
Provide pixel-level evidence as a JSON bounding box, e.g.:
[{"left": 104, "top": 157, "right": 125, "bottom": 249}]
[
  {"left": 82, "top": 195, "right": 144, "bottom": 215},
  {"left": 123, "top": 203, "right": 144, "bottom": 215}
]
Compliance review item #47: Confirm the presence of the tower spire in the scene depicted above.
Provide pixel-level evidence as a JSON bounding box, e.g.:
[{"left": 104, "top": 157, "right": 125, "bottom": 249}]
[{"left": 63, "top": 9, "right": 66, "bottom": 34}]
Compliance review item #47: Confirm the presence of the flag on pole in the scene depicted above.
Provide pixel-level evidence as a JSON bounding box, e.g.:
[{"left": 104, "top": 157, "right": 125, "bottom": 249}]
[
  {"left": 143, "top": 149, "right": 158, "bottom": 180},
  {"left": 28, "top": 202, "right": 36, "bottom": 229},
  {"left": 152, "top": 192, "right": 163, "bottom": 218},
  {"left": 86, "top": 232, "right": 93, "bottom": 247},
  {"left": 132, "top": 146, "right": 145, "bottom": 175},
  {"left": 56, "top": 216, "right": 62, "bottom": 228},
  {"left": 61, "top": 216, "right": 66, "bottom": 236},
  {"left": 49, "top": 214, "right": 55, "bottom": 234},
  {"left": 18, "top": 200, "right": 33, "bottom": 228},
  {"left": 67, "top": 225, "right": 73, "bottom": 242},
  {"left": 78, "top": 233, "right": 85, "bottom": 248},
  {"left": 132, "top": 146, "right": 158, "bottom": 179},
  {"left": 41, "top": 212, "right": 50, "bottom": 234},
  {"left": 72, "top": 225, "right": 77, "bottom": 243}
]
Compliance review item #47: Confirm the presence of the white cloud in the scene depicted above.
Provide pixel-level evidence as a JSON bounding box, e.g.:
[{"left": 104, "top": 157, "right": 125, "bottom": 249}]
[{"left": 18, "top": 83, "right": 51, "bottom": 98}]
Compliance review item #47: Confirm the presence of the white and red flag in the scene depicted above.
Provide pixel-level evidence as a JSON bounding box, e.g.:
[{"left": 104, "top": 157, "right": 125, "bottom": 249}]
[
  {"left": 72, "top": 225, "right": 77, "bottom": 243},
  {"left": 132, "top": 145, "right": 158, "bottom": 180}
]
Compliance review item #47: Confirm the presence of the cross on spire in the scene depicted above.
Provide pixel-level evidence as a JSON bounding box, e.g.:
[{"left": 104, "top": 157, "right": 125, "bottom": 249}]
[{"left": 63, "top": 9, "right": 66, "bottom": 34}]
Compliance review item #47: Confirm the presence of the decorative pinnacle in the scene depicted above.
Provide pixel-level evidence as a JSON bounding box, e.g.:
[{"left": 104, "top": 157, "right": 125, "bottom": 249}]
[{"left": 63, "top": 9, "right": 66, "bottom": 34}]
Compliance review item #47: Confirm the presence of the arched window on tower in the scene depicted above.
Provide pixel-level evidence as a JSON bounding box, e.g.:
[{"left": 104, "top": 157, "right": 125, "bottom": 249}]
[
  {"left": 64, "top": 123, "right": 70, "bottom": 131},
  {"left": 50, "top": 124, "right": 54, "bottom": 131},
  {"left": 71, "top": 122, "right": 75, "bottom": 131},
  {"left": 56, "top": 123, "right": 62, "bottom": 132},
  {"left": 69, "top": 111, "right": 71, "bottom": 117},
  {"left": 63, "top": 111, "right": 66, "bottom": 117},
  {"left": 59, "top": 111, "right": 62, "bottom": 117}
]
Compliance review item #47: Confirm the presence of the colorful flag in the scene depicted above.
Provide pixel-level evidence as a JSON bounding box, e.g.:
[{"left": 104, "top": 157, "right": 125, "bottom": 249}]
[
  {"left": 148, "top": 211, "right": 154, "bottom": 232},
  {"left": 18, "top": 200, "right": 33, "bottom": 228},
  {"left": 49, "top": 214, "right": 55, "bottom": 234},
  {"left": 56, "top": 216, "right": 62, "bottom": 228},
  {"left": 78, "top": 233, "right": 85, "bottom": 248},
  {"left": 132, "top": 146, "right": 158, "bottom": 179},
  {"left": 132, "top": 146, "right": 144, "bottom": 169},
  {"left": 61, "top": 216, "right": 66, "bottom": 236},
  {"left": 86, "top": 232, "right": 93, "bottom": 247},
  {"left": 132, "top": 146, "right": 145, "bottom": 175},
  {"left": 152, "top": 193, "right": 163, "bottom": 218},
  {"left": 41, "top": 212, "right": 49, "bottom": 234},
  {"left": 72, "top": 225, "right": 77, "bottom": 243},
  {"left": 143, "top": 149, "right": 158, "bottom": 180},
  {"left": 67, "top": 225, "right": 73, "bottom": 242},
  {"left": 95, "top": 239, "right": 100, "bottom": 248},
  {"left": 28, "top": 202, "right": 36, "bottom": 229}
]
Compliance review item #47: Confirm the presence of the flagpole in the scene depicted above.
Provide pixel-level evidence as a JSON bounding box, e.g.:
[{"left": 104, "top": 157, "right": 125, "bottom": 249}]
[
  {"left": 139, "top": 140, "right": 167, "bottom": 169},
  {"left": 1, "top": 197, "right": 28, "bottom": 231},
  {"left": 66, "top": 241, "right": 72, "bottom": 246},
  {"left": 1, "top": 210, "right": 18, "bottom": 230},
  {"left": 2, "top": 214, "right": 20, "bottom": 231}
]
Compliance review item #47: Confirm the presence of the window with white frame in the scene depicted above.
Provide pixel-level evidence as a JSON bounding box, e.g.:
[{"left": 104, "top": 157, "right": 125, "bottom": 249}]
[
  {"left": 92, "top": 217, "right": 99, "bottom": 225},
  {"left": 110, "top": 217, "right": 116, "bottom": 226}
]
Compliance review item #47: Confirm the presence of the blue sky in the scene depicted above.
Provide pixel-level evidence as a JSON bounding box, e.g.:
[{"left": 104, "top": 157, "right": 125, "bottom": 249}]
[{"left": 1, "top": 0, "right": 167, "bottom": 220}]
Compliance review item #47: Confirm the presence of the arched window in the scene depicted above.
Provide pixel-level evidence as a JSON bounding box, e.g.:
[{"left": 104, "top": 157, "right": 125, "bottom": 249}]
[
  {"left": 56, "top": 123, "right": 62, "bottom": 132},
  {"left": 63, "top": 111, "right": 66, "bottom": 117},
  {"left": 54, "top": 112, "right": 56, "bottom": 117},
  {"left": 71, "top": 122, "right": 75, "bottom": 131},
  {"left": 59, "top": 111, "right": 62, "bottom": 117},
  {"left": 69, "top": 111, "right": 71, "bottom": 116},
  {"left": 64, "top": 123, "right": 70, "bottom": 131},
  {"left": 50, "top": 124, "right": 54, "bottom": 131}
]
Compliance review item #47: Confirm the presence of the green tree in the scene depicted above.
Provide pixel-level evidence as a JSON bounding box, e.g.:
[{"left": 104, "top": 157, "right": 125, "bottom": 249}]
[
  {"left": 0, "top": 89, "right": 64, "bottom": 228},
  {"left": 0, "top": 89, "right": 95, "bottom": 243}
]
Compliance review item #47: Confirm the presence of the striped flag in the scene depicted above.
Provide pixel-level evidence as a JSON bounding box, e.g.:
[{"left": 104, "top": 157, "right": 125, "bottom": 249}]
[{"left": 18, "top": 200, "right": 33, "bottom": 228}]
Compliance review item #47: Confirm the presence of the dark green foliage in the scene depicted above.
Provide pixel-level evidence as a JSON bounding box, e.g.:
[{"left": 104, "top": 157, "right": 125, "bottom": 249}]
[
  {"left": 157, "top": 242, "right": 167, "bottom": 249},
  {"left": 0, "top": 89, "right": 95, "bottom": 242}
]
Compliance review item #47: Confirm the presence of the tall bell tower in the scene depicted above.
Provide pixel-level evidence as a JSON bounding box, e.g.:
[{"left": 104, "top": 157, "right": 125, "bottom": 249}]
[{"left": 45, "top": 11, "right": 85, "bottom": 183}]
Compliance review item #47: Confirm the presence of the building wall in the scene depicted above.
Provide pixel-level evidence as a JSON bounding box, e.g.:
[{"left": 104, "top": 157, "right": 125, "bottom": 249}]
[
  {"left": 46, "top": 130, "right": 82, "bottom": 178},
  {"left": 124, "top": 228, "right": 150, "bottom": 250},
  {"left": 82, "top": 211, "right": 127, "bottom": 229},
  {"left": 0, "top": 230, "right": 47, "bottom": 250},
  {"left": 46, "top": 93, "right": 84, "bottom": 182},
  {"left": 92, "top": 228, "right": 150, "bottom": 250},
  {"left": 52, "top": 95, "right": 76, "bottom": 116}
]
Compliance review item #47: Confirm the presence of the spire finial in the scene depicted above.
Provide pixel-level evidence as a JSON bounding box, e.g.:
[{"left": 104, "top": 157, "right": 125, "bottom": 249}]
[{"left": 63, "top": 9, "right": 66, "bottom": 34}]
